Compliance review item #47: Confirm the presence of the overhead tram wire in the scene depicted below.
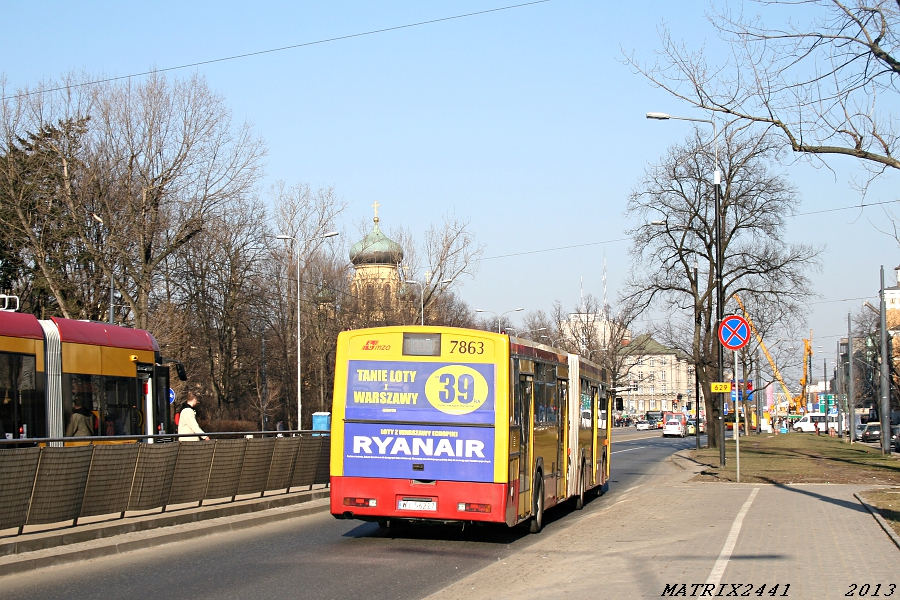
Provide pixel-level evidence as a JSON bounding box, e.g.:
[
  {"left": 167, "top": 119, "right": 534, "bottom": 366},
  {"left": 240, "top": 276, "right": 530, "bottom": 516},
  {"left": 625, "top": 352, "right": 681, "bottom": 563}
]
[
  {"left": 480, "top": 198, "right": 900, "bottom": 262},
  {"left": 2, "top": 0, "right": 552, "bottom": 101},
  {"left": 482, "top": 237, "right": 631, "bottom": 260}
]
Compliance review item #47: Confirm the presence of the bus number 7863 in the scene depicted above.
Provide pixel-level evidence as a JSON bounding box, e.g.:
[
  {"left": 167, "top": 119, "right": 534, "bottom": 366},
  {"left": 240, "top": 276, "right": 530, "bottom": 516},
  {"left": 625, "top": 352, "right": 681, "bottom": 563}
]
[{"left": 449, "top": 340, "right": 484, "bottom": 355}]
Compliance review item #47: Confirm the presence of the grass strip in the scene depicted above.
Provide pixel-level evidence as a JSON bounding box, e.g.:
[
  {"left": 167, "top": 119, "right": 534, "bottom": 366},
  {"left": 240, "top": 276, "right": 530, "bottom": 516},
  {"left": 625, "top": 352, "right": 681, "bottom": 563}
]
[{"left": 688, "top": 433, "right": 900, "bottom": 485}]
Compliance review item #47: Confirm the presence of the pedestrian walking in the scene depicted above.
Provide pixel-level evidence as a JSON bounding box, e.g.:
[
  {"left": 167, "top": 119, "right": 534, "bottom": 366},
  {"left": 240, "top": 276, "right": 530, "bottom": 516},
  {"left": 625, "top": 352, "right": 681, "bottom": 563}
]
[{"left": 178, "top": 392, "right": 210, "bottom": 441}]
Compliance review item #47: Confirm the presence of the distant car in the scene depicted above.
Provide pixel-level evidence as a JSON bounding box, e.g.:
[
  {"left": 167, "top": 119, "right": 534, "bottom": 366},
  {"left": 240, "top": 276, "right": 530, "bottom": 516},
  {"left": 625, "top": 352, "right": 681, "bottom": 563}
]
[
  {"left": 861, "top": 422, "right": 882, "bottom": 444},
  {"left": 663, "top": 419, "right": 686, "bottom": 438},
  {"left": 636, "top": 420, "right": 651, "bottom": 431},
  {"left": 891, "top": 425, "right": 900, "bottom": 452},
  {"left": 855, "top": 423, "right": 867, "bottom": 441},
  {"left": 686, "top": 419, "right": 705, "bottom": 435}
]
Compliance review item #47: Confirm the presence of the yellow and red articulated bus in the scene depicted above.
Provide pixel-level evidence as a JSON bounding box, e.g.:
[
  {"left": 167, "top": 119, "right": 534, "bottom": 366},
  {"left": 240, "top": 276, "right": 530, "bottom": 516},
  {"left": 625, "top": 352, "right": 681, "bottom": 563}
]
[
  {"left": 0, "top": 309, "right": 179, "bottom": 443},
  {"left": 330, "top": 326, "right": 612, "bottom": 532}
]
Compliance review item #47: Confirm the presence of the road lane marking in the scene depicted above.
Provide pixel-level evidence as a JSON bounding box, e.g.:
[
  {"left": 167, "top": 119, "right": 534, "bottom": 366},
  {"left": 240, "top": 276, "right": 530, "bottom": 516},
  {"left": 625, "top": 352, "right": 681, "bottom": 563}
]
[
  {"left": 611, "top": 446, "right": 646, "bottom": 454},
  {"left": 706, "top": 487, "right": 760, "bottom": 586}
]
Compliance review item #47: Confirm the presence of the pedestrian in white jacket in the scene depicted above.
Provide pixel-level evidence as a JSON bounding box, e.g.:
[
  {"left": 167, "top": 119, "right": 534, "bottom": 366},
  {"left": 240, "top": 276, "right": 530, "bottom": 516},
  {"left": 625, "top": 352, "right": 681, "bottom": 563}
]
[{"left": 178, "top": 392, "right": 210, "bottom": 441}]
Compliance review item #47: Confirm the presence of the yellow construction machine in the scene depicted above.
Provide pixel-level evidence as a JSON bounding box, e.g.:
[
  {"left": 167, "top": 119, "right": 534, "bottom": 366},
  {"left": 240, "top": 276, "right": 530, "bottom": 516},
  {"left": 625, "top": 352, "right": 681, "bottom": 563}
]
[{"left": 732, "top": 295, "right": 811, "bottom": 415}]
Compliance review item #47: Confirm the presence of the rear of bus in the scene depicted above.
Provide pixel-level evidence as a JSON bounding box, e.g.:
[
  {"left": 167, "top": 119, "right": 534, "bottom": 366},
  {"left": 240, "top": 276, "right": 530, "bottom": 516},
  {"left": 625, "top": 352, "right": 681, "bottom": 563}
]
[{"left": 330, "top": 326, "right": 508, "bottom": 525}]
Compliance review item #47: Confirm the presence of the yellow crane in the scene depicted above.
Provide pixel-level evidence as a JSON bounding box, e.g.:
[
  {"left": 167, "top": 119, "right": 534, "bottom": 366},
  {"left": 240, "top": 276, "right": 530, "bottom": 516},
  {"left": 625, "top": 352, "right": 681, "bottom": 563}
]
[{"left": 732, "top": 294, "right": 809, "bottom": 415}]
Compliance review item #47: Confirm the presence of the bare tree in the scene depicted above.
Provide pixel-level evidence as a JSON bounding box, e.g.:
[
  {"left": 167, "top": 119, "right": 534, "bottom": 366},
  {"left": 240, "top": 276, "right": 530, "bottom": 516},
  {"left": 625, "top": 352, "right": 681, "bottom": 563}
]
[
  {"left": 174, "top": 195, "right": 270, "bottom": 407},
  {"left": 266, "top": 181, "right": 346, "bottom": 429},
  {"left": 396, "top": 213, "right": 485, "bottom": 326},
  {"left": 0, "top": 72, "right": 266, "bottom": 328},
  {"left": 627, "top": 0, "right": 900, "bottom": 181},
  {"left": 625, "top": 128, "right": 821, "bottom": 448}
]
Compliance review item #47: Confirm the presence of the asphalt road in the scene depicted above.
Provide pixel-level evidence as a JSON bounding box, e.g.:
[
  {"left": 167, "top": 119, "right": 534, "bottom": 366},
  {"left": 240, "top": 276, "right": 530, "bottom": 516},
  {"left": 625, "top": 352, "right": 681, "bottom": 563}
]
[{"left": 0, "top": 430, "right": 702, "bottom": 600}]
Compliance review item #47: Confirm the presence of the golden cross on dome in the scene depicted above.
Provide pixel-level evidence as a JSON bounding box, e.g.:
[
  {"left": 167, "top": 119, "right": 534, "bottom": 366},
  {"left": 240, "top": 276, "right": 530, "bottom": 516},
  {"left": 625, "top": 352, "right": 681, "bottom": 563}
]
[{"left": 372, "top": 200, "right": 381, "bottom": 222}]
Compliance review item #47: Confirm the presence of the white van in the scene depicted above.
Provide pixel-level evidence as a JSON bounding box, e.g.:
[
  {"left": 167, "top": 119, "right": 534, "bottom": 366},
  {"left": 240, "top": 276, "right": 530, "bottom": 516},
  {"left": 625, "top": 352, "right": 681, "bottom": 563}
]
[{"left": 793, "top": 413, "right": 826, "bottom": 433}]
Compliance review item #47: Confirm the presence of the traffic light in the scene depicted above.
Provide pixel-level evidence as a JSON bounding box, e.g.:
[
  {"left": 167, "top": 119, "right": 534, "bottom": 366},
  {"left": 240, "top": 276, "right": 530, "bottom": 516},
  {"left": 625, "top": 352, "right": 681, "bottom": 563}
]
[{"left": 615, "top": 397, "right": 624, "bottom": 411}]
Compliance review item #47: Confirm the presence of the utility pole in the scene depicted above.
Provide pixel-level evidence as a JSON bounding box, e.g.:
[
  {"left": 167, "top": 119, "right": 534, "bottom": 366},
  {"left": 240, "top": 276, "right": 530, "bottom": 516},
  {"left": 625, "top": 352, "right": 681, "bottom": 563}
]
[
  {"left": 715, "top": 171, "right": 725, "bottom": 468},
  {"left": 880, "top": 266, "right": 891, "bottom": 454},
  {"left": 849, "top": 313, "right": 855, "bottom": 444}
]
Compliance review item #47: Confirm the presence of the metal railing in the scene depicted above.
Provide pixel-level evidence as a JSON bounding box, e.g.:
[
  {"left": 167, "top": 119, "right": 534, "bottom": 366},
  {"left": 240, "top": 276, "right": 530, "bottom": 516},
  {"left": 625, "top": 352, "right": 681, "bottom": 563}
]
[{"left": 0, "top": 431, "right": 330, "bottom": 536}]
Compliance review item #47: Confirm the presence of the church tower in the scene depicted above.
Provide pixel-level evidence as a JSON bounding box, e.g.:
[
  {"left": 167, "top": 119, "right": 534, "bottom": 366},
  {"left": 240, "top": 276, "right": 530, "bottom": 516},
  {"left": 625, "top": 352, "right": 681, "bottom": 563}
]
[{"left": 348, "top": 202, "right": 404, "bottom": 312}]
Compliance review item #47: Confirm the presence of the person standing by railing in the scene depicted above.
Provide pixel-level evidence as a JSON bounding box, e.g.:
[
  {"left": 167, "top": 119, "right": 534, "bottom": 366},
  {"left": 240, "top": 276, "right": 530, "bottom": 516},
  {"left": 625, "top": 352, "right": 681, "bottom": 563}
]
[{"left": 178, "top": 392, "right": 210, "bottom": 441}]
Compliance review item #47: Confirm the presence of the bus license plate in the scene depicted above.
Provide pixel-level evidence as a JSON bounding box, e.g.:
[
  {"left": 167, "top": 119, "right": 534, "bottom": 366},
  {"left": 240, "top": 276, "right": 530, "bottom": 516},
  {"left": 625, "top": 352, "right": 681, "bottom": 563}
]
[{"left": 398, "top": 500, "right": 436, "bottom": 511}]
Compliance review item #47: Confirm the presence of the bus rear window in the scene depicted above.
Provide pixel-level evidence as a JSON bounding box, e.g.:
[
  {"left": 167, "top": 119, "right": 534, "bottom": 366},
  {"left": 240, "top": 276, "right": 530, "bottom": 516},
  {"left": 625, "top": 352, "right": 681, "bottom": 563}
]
[{"left": 402, "top": 333, "right": 441, "bottom": 356}]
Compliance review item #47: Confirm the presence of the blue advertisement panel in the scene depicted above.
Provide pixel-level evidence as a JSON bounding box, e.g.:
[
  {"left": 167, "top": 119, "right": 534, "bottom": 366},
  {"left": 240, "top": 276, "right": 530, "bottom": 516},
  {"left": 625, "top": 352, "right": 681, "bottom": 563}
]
[
  {"left": 345, "top": 360, "right": 495, "bottom": 424},
  {"left": 343, "top": 422, "right": 494, "bottom": 482}
]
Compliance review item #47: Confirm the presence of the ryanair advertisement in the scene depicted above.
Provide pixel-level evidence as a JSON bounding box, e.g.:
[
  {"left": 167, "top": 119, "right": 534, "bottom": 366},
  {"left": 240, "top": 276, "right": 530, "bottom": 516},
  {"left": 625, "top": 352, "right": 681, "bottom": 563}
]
[{"left": 343, "top": 360, "right": 495, "bottom": 482}]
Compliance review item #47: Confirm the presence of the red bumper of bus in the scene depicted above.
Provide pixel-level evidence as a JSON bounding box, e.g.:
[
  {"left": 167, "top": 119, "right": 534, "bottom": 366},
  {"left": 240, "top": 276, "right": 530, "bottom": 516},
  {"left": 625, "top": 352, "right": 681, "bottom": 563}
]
[{"left": 331, "top": 476, "right": 508, "bottom": 524}]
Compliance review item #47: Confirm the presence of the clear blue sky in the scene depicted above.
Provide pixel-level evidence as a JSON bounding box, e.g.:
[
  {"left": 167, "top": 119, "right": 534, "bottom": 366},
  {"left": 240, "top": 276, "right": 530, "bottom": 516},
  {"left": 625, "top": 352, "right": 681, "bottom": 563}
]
[{"left": 3, "top": 0, "right": 896, "bottom": 368}]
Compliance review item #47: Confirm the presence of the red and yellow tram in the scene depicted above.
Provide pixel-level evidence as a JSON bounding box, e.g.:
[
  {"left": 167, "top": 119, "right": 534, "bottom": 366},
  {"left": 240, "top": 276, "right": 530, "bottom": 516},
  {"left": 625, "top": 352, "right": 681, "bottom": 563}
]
[{"left": 0, "top": 310, "right": 176, "bottom": 441}]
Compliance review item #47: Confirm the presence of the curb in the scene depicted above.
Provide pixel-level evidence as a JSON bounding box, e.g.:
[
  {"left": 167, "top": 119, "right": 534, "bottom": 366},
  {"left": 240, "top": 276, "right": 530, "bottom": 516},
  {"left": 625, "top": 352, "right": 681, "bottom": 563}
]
[
  {"left": 854, "top": 492, "right": 900, "bottom": 551},
  {"left": 670, "top": 449, "right": 710, "bottom": 472},
  {"left": 0, "top": 497, "right": 331, "bottom": 578}
]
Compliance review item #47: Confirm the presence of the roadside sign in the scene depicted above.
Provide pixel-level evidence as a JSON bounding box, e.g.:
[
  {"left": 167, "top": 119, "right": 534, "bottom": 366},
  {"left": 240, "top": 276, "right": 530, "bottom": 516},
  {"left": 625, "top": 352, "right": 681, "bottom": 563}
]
[
  {"left": 724, "top": 402, "right": 729, "bottom": 415},
  {"left": 169, "top": 388, "right": 176, "bottom": 404},
  {"left": 828, "top": 407, "right": 838, "bottom": 416},
  {"left": 711, "top": 382, "right": 732, "bottom": 393},
  {"left": 718, "top": 315, "right": 750, "bottom": 351}
]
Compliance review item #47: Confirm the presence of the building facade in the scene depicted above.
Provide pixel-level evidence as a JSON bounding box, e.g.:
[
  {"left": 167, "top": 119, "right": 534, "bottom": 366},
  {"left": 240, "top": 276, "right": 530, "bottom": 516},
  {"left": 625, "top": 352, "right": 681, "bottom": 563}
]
[{"left": 619, "top": 335, "right": 696, "bottom": 417}]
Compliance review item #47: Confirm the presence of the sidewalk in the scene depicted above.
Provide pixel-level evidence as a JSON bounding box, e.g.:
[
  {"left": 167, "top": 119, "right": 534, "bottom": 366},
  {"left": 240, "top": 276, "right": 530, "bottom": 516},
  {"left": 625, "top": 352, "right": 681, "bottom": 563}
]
[
  {"left": 428, "top": 451, "right": 900, "bottom": 600},
  {"left": 0, "top": 488, "right": 330, "bottom": 577}
]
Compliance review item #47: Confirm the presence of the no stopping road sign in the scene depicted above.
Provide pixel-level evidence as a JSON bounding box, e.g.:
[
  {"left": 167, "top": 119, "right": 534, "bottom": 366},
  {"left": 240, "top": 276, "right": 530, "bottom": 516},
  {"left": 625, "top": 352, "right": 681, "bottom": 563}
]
[{"left": 718, "top": 315, "right": 750, "bottom": 351}]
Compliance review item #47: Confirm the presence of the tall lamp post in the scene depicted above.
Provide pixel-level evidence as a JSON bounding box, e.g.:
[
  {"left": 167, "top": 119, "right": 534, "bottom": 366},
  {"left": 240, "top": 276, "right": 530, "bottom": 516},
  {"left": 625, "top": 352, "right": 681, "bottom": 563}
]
[
  {"left": 276, "top": 231, "right": 339, "bottom": 430},
  {"left": 647, "top": 111, "right": 724, "bottom": 467},
  {"left": 475, "top": 307, "right": 524, "bottom": 333},
  {"left": 404, "top": 276, "right": 453, "bottom": 326}
]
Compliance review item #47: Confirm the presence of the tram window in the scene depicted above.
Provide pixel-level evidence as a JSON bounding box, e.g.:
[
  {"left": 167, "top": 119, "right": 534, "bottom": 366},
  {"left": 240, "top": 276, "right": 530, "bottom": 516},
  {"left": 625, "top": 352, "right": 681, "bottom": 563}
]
[
  {"left": 0, "top": 352, "right": 45, "bottom": 439},
  {"left": 104, "top": 377, "right": 141, "bottom": 436},
  {"left": 63, "top": 374, "right": 100, "bottom": 435},
  {"left": 63, "top": 374, "right": 141, "bottom": 436}
]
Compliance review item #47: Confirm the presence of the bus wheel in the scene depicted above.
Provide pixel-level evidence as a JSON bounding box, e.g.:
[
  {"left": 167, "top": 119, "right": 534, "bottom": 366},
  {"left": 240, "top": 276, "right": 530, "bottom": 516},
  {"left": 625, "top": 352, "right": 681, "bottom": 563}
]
[
  {"left": 529, "top": 475, "right": 544, "bottom": 533},
  {"left": 575, "top": 463, "right": 585, "bottom": 510}
]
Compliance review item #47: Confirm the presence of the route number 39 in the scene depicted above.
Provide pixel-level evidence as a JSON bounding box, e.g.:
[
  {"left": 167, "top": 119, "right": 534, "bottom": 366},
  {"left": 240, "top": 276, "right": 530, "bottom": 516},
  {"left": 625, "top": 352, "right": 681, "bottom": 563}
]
[
  {"left": 424, "top": 365, "right": 489, "bottom": 415},
  {"left": 449, "top": 340, "right": 484, "bottom": 355}
]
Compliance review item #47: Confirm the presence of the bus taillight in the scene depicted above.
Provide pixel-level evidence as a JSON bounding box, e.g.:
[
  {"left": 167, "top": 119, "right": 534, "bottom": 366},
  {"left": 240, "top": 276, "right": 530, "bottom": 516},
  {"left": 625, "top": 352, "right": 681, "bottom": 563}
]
[
  {"left": 457, "top": 502, "right": 491, "bottom": 513},
  {"left": 343, "top": 498, "right": 377, "bottom": 508}
]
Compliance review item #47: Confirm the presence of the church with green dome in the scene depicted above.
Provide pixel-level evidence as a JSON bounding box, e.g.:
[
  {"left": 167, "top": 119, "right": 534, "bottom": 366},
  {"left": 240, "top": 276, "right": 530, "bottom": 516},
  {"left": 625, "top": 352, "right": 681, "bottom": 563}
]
[{"left": 349, "top": 202, "right": 404, "bottom": 313}]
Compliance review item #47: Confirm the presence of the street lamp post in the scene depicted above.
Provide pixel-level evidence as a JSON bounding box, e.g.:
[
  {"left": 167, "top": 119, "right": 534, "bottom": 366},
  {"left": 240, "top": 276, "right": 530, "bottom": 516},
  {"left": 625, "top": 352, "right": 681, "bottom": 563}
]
[
  {"left": 475, "top": 308, "right": 524, "bottom": 333},
  {"left": 402, "top": 276, "right": 452, "bottom": 326},
  {"left": 276, "top": 231, "right": 339, "bottom": 430},
  {"left": 405, "top": 280, "right": 426, "bottom": 326},
  {"left": 647, "top": 110, "right": 724, "bottom": 467}
]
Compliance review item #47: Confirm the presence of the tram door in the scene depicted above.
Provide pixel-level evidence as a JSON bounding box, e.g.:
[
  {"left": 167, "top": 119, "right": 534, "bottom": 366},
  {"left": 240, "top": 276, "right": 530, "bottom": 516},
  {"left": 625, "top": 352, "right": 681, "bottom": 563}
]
[
  {"left": 515, "top": 370, "right": 533, "bottom": 520},
  {"left": 137, "top": 364, "right": 154, "bottom": 441}
]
